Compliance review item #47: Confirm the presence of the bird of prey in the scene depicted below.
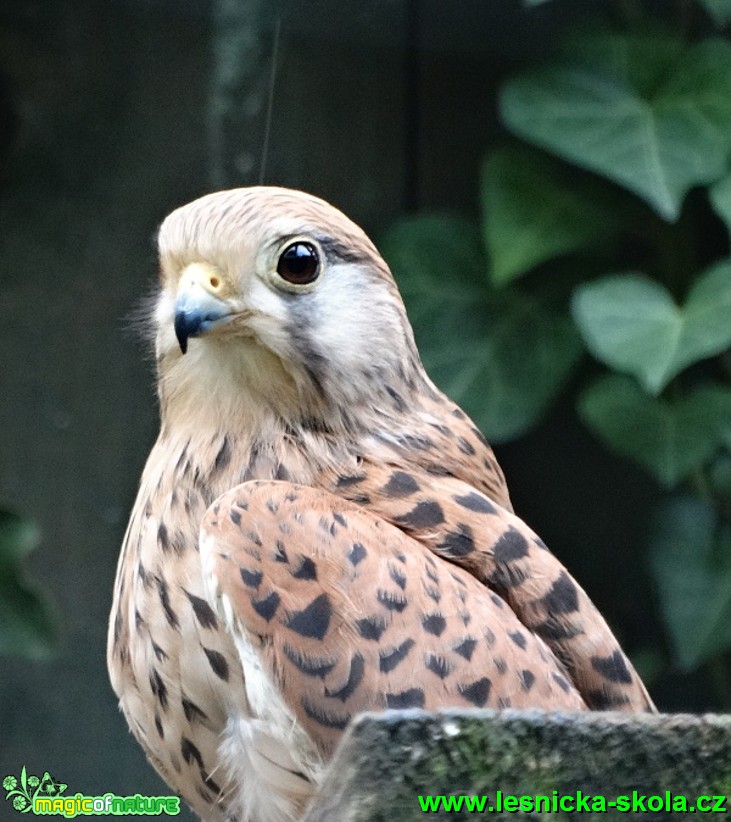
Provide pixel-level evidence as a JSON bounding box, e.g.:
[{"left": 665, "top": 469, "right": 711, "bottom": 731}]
[{"left": 108, "top": 186, "right": 654, "bottom": 822}]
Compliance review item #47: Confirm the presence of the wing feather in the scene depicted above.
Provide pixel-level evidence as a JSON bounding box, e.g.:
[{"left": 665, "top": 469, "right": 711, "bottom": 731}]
[
  {"left": 325, "top": 461, "right": 655, "bottom": 713},
  {"left": 201, "top": 480, "right": 586, "bottom": 758}
]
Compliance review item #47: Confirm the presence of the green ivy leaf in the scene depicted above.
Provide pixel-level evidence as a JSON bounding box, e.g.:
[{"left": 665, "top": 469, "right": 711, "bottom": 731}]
[
  {"left": 649, "top": 495, "right": 731, "bottom": 670},
  {"left": 426, "top": 296, "right": 581, "bottom": 442},
  {"left": 571, "top": 263, "right": 731, "bottom": 394},
  {"left": 379, "top": 214, "right": 488, "bottom": 300},
  {"left": 500, "top": 35, "right": 731, "bottom": 220},
  {"left": 0, "top": 510, "right": 56, "bottom": 661},
  {"left": 699, "top": 0, "right": 731, "bottom": 26},
  {"left": 381, "top": 215, "right": 582, "bottom": 441},
  {"left": 480, "top": 145, "right": 613, "bottom": 286},
  {"left": 556, "top": 30, "right": 686, "bottom": 93},
  {"left": 578, "top": 375, "right": 731, "bottom": 487},
  {"left": 709, "top": 172, "right": 731, "bottom": 236}
]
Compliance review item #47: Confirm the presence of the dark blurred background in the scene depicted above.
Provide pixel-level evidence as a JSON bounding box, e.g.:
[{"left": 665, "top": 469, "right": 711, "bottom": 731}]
[{"left": 2, "top": 0, "right": 730, "bottom": 816}]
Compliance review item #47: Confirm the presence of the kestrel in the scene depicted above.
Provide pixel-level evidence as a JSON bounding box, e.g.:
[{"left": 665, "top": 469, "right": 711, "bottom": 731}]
[{"left": 108, "top": 187, "right": 655, "bottom": 822}]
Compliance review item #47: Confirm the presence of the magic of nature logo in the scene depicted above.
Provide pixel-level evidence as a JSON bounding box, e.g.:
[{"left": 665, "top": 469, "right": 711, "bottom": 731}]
[{"left": 3, "top": 767, "right": 180, "bottom": 817}]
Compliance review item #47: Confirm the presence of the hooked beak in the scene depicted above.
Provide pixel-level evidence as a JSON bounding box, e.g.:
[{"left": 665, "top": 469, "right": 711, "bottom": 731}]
[{"left": 174, "top": 263, "right": 233, "bottom": 354}]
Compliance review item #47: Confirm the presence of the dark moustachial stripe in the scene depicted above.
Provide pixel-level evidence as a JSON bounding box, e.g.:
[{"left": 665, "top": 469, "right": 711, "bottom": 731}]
[{"left": 318, "top": 236, "right": 369, "bottom": 265}]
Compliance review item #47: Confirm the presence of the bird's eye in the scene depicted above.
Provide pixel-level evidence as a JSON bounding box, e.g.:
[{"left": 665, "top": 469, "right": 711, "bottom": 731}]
[{"left": 276, "top": 242, "right": 320, "bottom": 285}]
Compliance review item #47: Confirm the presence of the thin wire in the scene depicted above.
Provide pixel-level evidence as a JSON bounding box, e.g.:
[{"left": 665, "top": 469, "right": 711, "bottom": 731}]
[
  {"left": 259, "top": 15, "right": 282, "bottom": 185},
  {"left": 403, "top": 0, "right": 420, "bottom": 210}
]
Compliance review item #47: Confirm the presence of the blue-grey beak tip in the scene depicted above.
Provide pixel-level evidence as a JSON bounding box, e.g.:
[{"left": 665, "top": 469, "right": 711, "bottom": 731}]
[{"left": 174, "top": 310, "right": 199, "bottom": 355}]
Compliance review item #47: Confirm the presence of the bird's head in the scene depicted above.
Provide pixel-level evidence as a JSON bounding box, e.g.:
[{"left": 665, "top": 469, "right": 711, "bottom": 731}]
[{"left": 154, "top": 187, "right": 426, "bottom": 432}]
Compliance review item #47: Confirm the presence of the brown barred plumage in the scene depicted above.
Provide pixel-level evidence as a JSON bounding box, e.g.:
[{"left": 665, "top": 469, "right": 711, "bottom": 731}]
[{"left": 108, "top": 187, "right": 654, "bottom": 822}]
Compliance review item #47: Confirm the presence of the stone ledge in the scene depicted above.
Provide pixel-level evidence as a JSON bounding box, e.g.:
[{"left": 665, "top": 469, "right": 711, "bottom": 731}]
[{"left": 304, "top": 709, "right": 731, "bottom": 820}]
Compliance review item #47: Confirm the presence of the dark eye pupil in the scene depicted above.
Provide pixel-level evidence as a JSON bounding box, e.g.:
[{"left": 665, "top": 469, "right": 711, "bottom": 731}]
[{"left": 277, "top": 242, "right": 320, "bottom": 284}]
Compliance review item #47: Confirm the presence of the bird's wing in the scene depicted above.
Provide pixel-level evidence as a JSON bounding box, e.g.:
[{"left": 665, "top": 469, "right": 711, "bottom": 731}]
[
  {"left": 324, "top": 461, "right": 656, "bottom": 713},
  {"left": 200, "top": 480, "right": 586, "bottom": 758}
]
